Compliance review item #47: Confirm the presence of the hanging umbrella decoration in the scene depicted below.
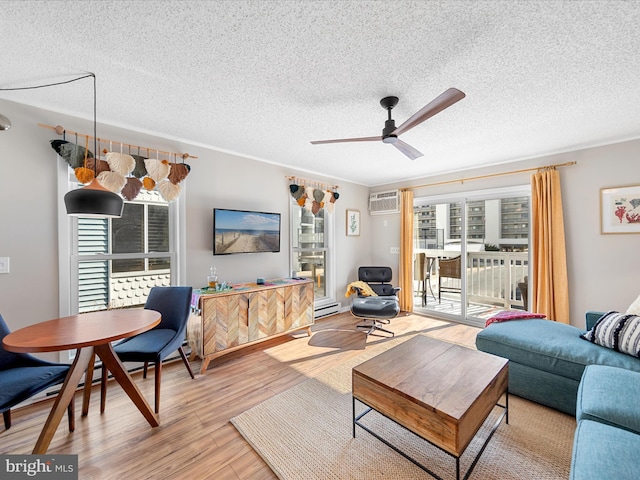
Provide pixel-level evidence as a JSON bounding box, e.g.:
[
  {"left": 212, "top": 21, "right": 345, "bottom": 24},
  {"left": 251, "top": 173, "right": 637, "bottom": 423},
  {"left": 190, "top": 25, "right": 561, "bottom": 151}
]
[
  {"left": 50, "top": 132, "right": 191, "bottom": 203},
  {"left": 288, "top": 182, "right": 339, "bottom": 214}
]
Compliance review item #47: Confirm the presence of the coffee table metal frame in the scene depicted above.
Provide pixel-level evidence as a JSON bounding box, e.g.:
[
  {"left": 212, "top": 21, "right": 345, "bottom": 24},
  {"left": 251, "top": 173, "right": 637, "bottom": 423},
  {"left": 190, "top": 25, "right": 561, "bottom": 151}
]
[{"left": 352, "top": 393, "right": 508, "bottom": 480}]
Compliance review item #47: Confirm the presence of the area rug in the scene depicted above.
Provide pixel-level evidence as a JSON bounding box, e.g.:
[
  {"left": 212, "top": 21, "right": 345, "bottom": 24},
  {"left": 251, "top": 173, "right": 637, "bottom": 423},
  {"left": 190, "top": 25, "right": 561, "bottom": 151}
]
[{"left": 231, "top": 335, "right": 575, "bottom": 479}]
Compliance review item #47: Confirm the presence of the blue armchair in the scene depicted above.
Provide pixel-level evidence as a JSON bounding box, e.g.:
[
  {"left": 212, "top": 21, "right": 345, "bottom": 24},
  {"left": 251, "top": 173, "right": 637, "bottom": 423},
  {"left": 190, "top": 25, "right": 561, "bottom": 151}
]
[
  {"left": 101, "top": 286, "right": 194, "bottom": 413},
  {"left": 0, "top": 314, "right": 74, "bottom": 431}
]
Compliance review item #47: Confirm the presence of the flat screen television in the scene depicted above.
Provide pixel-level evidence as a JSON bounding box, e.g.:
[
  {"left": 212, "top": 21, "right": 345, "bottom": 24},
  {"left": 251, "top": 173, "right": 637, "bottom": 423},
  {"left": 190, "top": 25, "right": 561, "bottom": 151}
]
[{"left": 213, "top": 208, "right": 281, "bottom": 255}]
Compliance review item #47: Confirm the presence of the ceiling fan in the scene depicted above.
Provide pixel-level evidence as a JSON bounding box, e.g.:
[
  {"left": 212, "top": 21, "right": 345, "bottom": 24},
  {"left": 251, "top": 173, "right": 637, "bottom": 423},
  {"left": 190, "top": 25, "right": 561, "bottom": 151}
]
[{"left": 310, "top": 88, "right": 465, "bottom": 160}]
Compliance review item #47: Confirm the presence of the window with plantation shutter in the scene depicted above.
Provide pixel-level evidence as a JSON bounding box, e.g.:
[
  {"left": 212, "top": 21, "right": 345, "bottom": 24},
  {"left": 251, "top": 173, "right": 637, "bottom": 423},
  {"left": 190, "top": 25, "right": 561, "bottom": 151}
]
[
  {"left": 73, "top": 190, "right": 175, "bottom": 312},
  {"left": 77, "top": 218, "right": 109, "bottom": 312}
]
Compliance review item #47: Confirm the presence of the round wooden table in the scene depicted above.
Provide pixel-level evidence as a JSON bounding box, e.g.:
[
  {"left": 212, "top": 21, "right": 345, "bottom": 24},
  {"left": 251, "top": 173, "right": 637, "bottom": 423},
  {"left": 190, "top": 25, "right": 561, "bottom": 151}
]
[{"left": 2, "top": 309, "right": 161, "bottom": 454}]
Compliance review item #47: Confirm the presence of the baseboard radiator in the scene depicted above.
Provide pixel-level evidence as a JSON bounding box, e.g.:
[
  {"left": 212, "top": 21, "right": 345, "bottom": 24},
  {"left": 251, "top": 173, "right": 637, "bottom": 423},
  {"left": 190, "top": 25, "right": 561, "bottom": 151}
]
[{"left": 314, "top": 302, "right": 341, "bottom": 319}]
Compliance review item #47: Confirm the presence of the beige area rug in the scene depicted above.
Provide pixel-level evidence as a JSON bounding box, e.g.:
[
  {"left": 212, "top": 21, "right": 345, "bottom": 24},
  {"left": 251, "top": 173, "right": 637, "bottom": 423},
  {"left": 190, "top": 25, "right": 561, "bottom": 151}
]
[{"left": 231, "top": 335, "right": 575, "bottom": 479}]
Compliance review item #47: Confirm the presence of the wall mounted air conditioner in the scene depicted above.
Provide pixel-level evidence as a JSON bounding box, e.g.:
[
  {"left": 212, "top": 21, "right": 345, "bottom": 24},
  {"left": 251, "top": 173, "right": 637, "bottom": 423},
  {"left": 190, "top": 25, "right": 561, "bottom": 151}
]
[{"left": 369, "top": 190, "right": 400, "bottom": 215}]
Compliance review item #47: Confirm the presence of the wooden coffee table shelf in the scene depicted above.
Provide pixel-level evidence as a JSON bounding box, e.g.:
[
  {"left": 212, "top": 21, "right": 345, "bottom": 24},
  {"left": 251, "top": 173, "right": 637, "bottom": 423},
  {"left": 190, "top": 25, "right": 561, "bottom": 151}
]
[{"left": 352, "top": 335, "right": 508, "bottom": 480}]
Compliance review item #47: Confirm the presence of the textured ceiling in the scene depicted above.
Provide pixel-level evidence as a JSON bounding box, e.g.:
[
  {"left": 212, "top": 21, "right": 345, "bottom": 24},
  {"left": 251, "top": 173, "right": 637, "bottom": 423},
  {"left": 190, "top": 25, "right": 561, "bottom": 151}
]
[{"left": 1, "top": 0, "right": 639, "bottom": 186}]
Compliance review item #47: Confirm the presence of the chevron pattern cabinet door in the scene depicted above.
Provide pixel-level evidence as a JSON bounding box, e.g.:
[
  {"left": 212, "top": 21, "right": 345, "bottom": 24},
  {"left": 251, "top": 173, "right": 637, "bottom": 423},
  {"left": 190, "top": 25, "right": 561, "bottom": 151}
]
[
  {"left": 276, "top": 287, "right": 286, "bottom": 333},
  {"left": 238, "top": 293, "right": 249, "bottom": 344},
  {"left": 283, "top": 286, "right": 293, "bottom": 331},
  {"left": 223, "top": 294, "right": 241, "bottom": 349},
  {"left": 292, "top": 281, "right": 314, "bottom": 329},
  {"left": 247, "top": 292, "right": 260, "bottom": 341},
  {"left": 252, "top": 290, "right": 281, "bottom": 339},
  {"left": 265, "top": 289, "right": 280, "bottom": 337},
  {"left": 212, "top": 297, "right": 237, "bottom": 353},
  {"left": 303, "top": 282, "right": 314, "bottom": 324},
  {"left": 202, "top": 297, "right": 218, "bottom": 356}
]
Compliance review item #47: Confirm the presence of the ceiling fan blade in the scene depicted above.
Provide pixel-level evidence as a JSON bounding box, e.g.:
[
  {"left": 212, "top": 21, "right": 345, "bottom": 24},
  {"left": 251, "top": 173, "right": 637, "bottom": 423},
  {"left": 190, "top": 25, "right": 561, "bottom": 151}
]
[
  {"left": 392, "top": 88, "right": 466, "bottom": 137},
  {"left": 310, "top": 135, "right": 381, "bottom": 145},
  {"left": 392, "top": 139, "right": 423, "bottom": 160}
]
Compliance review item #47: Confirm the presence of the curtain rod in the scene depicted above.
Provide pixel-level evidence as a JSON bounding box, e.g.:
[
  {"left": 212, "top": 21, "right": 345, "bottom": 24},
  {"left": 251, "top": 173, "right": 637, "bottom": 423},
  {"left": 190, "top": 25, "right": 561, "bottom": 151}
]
[
  {"left": 401, "top": 161, "right": 577, "bottom": 191},
  {"left": 286, "top": 175, "right": 339, "bottom": 190},
  {"left": 38, "top": 123, "right": 198, "bottom": 160}
]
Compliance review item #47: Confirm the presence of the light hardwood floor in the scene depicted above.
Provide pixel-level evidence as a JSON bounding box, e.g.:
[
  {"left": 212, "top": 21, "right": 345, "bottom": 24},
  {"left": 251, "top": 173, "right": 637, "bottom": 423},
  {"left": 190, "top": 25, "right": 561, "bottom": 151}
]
[{"left": 0, "top": 312, "right": 481, "bottom": 479}]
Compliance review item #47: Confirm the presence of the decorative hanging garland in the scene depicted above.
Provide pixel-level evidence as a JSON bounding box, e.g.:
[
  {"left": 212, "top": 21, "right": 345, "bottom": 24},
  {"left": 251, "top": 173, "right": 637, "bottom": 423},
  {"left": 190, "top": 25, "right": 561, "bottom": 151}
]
[
  {"left": 49, "top": 128, "right": 192, "bottom": 203},
  {"left": 288, "top": 182, "right": 339, "bottom": 214}
]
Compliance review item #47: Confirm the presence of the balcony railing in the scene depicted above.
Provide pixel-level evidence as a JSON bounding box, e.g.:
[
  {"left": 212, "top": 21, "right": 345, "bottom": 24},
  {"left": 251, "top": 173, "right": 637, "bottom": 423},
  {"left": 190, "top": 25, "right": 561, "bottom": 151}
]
[
  {"left": 417, "top": 249, "right": 529, "bottom": 311},
  {"left": 467, "top": 251, "right": 528, "bottom": 308}
]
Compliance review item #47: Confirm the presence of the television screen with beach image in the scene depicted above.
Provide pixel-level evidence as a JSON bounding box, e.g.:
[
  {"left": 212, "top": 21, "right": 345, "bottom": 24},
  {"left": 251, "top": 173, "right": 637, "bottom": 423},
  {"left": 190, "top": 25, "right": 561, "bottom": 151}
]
[{"left": 213, "top": 208, "right": 281, "bottom": 255}]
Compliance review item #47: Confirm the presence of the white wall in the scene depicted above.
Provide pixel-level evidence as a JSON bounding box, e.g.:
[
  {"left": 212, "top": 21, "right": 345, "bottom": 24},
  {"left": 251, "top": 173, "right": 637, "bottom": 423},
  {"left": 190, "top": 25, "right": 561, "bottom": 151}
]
[
  {"left": 0, "top": 99, "right": 370, "bottom": 360},
  {"left": 370, "top": 140, "right": 640, "bottom": 327}
]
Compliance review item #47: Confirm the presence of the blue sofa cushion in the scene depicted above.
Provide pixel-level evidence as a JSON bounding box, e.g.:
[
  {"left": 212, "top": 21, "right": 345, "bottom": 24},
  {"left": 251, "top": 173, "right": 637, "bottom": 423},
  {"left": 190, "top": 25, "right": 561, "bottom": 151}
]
[
  {"left": 570, "top": 420, "right": 640, "bottom": 480},
  {"left": 577, "top": 364, "right": 640, "bottom": 435},
  {"left": 476, "top": 319, "right": 640, "bottom": 381},
  {"left": 580, "top": 311, "right": 640, "bottom": 358}
]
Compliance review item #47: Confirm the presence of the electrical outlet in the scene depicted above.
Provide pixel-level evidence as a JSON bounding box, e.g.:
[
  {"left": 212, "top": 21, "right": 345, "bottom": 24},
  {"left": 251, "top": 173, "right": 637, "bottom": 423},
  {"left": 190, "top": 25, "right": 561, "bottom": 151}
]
[
  {"left": 0, "top": 257, "right": 9, "bottom": 274},
  {"left": 390, "top": 247, "right": 400, "bottom": 255}
]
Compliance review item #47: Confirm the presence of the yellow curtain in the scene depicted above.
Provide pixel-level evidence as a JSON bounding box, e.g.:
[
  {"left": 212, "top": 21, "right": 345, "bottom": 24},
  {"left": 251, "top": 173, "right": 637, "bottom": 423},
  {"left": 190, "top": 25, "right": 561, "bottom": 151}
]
[
  {"left": 531, "top": 168, "right": 570, "bottom": 324},
  {"left": 399, "top": 190, "right": 414, "bottom": 312}
]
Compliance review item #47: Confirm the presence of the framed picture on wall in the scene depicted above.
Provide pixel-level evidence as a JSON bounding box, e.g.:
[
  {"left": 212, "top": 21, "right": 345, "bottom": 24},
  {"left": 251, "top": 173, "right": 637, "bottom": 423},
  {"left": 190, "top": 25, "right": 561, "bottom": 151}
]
[
  {"left": 601, "top": 185, "right": 640, "bottom": 234},
  {"left": 346, "top": 209, "right": 360, "bottom": 236}
]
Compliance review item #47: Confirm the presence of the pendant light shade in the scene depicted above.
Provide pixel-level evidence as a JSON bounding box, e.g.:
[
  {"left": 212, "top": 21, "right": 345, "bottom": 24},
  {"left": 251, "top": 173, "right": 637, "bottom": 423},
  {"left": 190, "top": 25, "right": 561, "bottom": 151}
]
[
  {"left": 64, "top": 178, "right": 124, "bottom": 218},
  {"left": 0, "top": 114, "right": 11, "bottom": 131},
  {"left": 62, "top": 73, "right": 124, "bottom": 218},
  {"left": 1, "top": 73, "right": 124, "bottom": 216}
]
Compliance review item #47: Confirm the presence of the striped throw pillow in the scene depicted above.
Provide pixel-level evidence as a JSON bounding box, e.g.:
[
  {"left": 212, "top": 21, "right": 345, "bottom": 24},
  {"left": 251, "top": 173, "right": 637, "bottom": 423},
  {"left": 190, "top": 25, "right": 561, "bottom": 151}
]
[{"left": 580, "top": 311, "right": 640, "bottom": 358}]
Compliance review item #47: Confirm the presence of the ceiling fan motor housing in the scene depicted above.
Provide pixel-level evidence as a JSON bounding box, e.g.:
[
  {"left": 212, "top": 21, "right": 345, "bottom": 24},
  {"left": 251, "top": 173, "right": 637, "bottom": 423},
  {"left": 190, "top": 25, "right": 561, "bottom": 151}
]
[
  {"left": 382, "top": 119, "right": 398, "bottom": 143},
  {"left": 380, "top": 96, "right": 400, "bottom": 143}
]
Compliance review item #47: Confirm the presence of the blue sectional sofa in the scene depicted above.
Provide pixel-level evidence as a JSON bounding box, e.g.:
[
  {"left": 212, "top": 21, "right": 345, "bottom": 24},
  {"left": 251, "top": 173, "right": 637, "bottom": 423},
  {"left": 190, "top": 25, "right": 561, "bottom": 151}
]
[
  {"left": 571, "top": 364, "right": 640, "bottom": 480},
  {"left": 475, "top": 311, "right": 640, "bottom": 415},
  {"left": 476, "top": 312, "right": 640, "bottom": 479}
]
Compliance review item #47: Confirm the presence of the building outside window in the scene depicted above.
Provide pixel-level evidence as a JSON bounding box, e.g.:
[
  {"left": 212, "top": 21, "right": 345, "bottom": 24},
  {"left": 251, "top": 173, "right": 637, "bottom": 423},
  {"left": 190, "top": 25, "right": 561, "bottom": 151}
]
[
  {"left": 414, "top": 197, "right": 529, "bottom": 252},
  {"left": 500, "top": 196, "right": 530, "bottom": 250},
  {"left": 450, "top": 201, "right": 485, "bottom": 240},
  {"left": 413, "top": 204, "right": 443, "bottom": 249}
]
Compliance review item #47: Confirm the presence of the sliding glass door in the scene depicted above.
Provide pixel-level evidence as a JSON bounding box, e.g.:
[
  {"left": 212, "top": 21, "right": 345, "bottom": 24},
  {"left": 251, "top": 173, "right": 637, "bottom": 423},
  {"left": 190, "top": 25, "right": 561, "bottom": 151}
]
[{"left": 413, "top": 186, "right": 530, "bottom": 326}]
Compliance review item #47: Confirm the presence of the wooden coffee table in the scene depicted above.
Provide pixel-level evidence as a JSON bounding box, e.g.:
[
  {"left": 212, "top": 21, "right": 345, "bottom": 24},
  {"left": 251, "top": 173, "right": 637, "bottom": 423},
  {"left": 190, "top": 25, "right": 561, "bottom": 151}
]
[{"left": 352, "top": 335, "right": 508, "bottom": 480}]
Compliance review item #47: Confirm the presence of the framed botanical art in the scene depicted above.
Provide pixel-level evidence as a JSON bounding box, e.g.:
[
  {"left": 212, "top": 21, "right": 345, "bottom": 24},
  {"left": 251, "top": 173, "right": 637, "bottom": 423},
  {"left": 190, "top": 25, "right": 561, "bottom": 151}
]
[
  {"left": 601, "top": 185, "right": 640, "bottom": 234},
  {"left": 346, "top": 209, "right": 360, "bottom": 236}
]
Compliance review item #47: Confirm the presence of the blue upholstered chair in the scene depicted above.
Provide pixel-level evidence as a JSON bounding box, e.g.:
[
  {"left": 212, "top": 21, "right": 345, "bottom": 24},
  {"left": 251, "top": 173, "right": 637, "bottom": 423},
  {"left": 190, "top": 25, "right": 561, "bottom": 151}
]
[
  {"left": 0, "top": 314, "right": 74, "bottom": 431},
  {"left": 101, "top": 286, "right": 195, "bottom": 413}
]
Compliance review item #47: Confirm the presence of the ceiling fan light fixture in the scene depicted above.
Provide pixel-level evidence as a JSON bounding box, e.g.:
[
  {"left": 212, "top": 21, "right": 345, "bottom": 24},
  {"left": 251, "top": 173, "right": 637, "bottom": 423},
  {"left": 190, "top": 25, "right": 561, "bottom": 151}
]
[{"left": 382, "top": 135, "right": 398, "bottom": 144}]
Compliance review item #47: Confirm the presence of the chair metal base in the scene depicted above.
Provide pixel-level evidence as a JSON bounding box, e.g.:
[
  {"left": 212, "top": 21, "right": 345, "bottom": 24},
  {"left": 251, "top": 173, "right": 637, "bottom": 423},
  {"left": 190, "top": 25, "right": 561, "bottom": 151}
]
[
  {"left": 421, "top": 279, "right": 436, "bottom": 306},
  {"left": 356, "top": 319, "right": 395, "bottom": 337}
]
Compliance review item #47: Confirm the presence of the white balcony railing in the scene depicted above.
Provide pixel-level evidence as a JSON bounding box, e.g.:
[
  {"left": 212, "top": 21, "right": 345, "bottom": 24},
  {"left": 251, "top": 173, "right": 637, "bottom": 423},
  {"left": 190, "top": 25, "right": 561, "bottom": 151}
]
[
  {"left": 467, "top": 251, "right": 528, "bottom": 308},
  {"left": 417, "top": 249, "right": 529, "bottom": 310}
]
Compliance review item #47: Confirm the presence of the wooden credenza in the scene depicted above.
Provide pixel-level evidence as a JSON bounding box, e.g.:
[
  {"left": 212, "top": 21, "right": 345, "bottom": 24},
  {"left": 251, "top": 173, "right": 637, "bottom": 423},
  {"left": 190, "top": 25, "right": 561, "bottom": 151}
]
[{"left": 188, "top": 278, "right": 314, "bottom": 373}]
